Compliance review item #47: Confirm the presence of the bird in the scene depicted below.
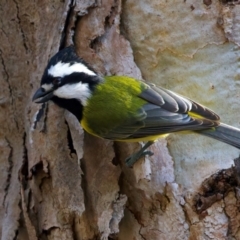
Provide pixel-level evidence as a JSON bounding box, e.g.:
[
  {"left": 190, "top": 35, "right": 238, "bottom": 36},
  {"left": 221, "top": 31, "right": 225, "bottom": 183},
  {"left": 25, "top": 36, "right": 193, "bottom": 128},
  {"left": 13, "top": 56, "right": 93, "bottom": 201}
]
[{"left": 32, "top": 46, "right": 240, "bottom": 167}]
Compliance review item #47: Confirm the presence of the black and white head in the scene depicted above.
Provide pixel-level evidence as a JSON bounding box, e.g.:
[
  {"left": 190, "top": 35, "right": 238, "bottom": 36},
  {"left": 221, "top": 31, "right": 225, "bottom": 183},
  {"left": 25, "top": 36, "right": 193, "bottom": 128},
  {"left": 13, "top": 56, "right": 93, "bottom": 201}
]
[{"left": 32, "top": 46, "right": 102, "bottom": 120}]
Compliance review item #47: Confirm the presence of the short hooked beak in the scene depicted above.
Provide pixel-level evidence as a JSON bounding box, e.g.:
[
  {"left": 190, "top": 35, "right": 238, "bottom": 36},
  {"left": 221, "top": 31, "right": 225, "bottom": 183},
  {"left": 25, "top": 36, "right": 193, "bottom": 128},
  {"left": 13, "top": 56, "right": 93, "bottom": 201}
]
[{"left": 32, "top": 87, "right": 54, "bottom": 103}]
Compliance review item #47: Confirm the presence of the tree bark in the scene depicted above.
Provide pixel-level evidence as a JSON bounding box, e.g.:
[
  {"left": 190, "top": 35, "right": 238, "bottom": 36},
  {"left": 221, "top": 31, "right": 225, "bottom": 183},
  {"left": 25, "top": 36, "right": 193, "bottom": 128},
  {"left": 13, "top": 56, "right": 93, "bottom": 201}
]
[{"left": 1, "top": 0, "right": 240, "bottom": 239}]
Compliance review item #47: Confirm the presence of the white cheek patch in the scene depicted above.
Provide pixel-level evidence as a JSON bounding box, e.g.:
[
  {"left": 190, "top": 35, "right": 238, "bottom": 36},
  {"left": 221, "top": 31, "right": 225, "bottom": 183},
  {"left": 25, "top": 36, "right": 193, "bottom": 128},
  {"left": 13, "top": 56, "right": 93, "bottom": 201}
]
[
  {"left": 42, "top": 83, "right": 53, "bottom": 92},
  {"left": 53, "top": 82, "right": 92, "bottom": 106},
  {"left": 48, "top": 61, "right": 96, "bottom": 78}
]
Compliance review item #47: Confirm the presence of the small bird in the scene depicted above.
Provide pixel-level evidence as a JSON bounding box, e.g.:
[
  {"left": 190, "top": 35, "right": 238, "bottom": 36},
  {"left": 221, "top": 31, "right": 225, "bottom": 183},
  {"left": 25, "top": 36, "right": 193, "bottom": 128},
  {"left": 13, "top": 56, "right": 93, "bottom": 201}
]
[{"left": 32, "top": 46, "right": 240, "bottom": 167}]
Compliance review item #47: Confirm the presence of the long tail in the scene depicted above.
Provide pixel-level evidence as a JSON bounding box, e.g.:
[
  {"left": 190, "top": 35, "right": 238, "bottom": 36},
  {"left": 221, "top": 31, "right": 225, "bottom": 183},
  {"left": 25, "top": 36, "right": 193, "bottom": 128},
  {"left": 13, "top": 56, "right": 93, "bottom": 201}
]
[{"left": 198, "top": 123, "right": 240, "bottom": 149}]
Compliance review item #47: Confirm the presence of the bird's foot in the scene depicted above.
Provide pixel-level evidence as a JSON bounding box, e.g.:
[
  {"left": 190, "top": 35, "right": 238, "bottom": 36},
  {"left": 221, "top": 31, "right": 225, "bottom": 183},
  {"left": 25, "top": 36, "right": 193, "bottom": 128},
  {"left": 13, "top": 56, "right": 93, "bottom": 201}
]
[{"left": 125, "top": 150, "right": 154, "bottom": 167}]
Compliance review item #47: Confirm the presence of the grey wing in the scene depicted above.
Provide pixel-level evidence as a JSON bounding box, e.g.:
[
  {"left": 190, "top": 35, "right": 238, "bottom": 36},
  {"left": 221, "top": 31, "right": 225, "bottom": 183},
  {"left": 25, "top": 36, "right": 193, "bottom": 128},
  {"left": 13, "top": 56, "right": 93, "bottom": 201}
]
[
  {"left": 125, "top": 104, "right": 217, "bottom": 139},
  {"left": 142, "top": 83, "right": 220, "bottom": 120},
  {"left": 102, "top": 84, "right": 219, "bottom": 140}
]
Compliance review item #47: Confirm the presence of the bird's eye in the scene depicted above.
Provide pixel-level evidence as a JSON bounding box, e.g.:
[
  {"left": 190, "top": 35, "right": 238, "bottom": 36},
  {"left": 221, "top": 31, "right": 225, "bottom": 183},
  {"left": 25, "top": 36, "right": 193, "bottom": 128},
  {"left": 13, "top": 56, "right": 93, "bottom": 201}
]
[{"left": 52, "top": 77, "right": 62, "bottom": 86}]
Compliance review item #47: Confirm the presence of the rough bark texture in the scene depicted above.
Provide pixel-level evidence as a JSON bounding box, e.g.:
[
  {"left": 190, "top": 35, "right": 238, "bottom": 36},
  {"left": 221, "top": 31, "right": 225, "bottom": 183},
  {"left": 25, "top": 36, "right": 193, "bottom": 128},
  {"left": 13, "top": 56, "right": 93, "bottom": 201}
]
[{"left": 1, "top": 0, "right": 240, "bottom": 239}]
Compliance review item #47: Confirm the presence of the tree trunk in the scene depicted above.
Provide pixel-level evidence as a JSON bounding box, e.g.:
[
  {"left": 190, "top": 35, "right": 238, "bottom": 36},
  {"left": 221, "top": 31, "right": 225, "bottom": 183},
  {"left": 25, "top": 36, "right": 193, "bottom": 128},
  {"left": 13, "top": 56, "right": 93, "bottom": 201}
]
[{"left": 1, "top": 0, "right": 240, "bottom": 239}]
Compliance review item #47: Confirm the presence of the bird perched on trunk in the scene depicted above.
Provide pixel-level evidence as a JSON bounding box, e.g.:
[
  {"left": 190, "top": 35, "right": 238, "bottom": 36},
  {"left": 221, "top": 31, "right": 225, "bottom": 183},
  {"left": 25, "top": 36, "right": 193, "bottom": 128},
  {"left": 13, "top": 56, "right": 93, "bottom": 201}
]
[{"left": 32, "top": 46, "right": 240, "bottom": 167}]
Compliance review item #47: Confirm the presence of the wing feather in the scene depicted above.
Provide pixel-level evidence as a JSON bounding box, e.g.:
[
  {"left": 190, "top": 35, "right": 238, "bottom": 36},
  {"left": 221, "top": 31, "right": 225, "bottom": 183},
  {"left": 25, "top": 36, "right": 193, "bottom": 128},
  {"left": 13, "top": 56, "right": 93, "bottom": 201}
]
[{"left": 101, "top": 81, "right": 220, "bottom": 140}]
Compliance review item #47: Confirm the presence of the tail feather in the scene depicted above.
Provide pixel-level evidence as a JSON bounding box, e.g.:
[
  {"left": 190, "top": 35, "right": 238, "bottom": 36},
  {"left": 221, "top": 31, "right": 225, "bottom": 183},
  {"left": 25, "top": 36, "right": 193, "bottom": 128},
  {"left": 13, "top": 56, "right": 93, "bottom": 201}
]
[{"left": 199, "top": 123, "right": 240, "bottom": 149}]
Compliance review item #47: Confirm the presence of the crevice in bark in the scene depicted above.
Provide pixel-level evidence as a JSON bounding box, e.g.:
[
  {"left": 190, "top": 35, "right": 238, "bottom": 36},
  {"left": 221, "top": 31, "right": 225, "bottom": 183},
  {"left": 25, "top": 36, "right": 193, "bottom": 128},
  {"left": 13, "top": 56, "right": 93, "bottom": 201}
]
[
  {"left": 203, "top": 0, "right": 212, "bottom": 6},
  {"left": 111, "top": 142, "right": 120, "bottom": 166},
  {"left": 30, "top": 161, "right": 44, "bottom": 176},
  {"left": 13, "top": 230, "right": 18, "bottom": 240},
  {"left": 66, "top": 121, "right": 77, "bottom": 156},
  {"left": 71, "top": 216, "right": 78, "bottom": 240},
  {"left": 60, "top": 0, "right": 76, "bottom": 49},
  {"left": 89, "top": 36, "right": 102, "bottom": 51},
  {"left": 0, "top": 49, "right": 18, "bottom": 127},
  {"left": 104, "top": 0, "right": 119, "bottom": 28},
  {"left": 0, "top": 49, "right": 10, "bottom": 84},
  {"left": 21, "top": 132, "right": 29, "bottom": 189},
  {"left": 15, "top": 200, "right": 25, "bottom": 240},
  {"left": 3, "top": 138, "right": 13, "bottom": 205},
  {"left": 12, "top": 0, "right": 28, "bottom": 52},
  {"left": 139, "top": 226, "right": 147, "bottom": 240},
  {"left": 220, "top": 0, "right": 240, "bottom": 5},
  {"left": 42, "top": 226, "right": 59, "bottom": 237},
  {"left": 194, "top": 167, "right": 239, "bottom": 213},
  {"left": 20, "top": 185, "right": 37, "bottom": 240},
  {"left": 79, "top": 157, "right": 90, "bottom": 209}
]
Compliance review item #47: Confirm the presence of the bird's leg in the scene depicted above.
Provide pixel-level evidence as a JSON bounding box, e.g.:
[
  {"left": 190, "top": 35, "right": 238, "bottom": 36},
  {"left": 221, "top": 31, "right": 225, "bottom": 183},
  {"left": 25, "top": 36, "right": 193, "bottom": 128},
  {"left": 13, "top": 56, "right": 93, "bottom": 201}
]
[{"left": 125, "top": 141, "right": 155, "bottom": 167}]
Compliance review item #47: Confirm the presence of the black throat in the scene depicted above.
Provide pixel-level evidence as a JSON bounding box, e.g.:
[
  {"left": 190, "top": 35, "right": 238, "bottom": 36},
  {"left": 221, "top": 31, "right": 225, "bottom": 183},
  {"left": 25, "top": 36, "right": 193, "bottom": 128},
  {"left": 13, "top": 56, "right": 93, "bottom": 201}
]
[{"left": 51, "top": 97, "right": 83, "bottom": 121}]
